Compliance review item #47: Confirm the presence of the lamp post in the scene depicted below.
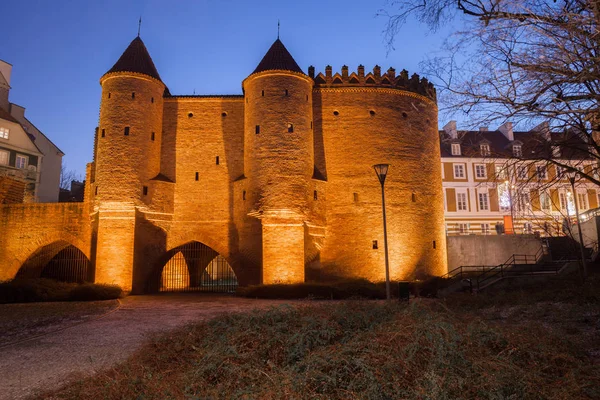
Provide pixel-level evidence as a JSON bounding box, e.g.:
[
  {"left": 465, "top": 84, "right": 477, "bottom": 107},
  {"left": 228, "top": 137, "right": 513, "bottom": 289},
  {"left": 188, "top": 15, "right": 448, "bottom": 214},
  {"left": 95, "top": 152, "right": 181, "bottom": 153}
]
[
  {"left": 567, "top": 172, "right": 588, "bottom": 280},
  {"left": 373, "top": 164, "right": 391, "bottom": 300}
]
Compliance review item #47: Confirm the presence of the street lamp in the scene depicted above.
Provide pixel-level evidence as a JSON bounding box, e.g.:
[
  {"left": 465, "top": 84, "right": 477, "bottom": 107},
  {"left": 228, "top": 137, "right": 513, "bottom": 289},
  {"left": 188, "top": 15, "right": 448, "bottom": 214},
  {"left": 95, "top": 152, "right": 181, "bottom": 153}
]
[
  {"left": 373, "top": 164, "right": 391, "bottom": 300},
  {"left": 567, "top": 171, "right": 588, "bottom": 280}
]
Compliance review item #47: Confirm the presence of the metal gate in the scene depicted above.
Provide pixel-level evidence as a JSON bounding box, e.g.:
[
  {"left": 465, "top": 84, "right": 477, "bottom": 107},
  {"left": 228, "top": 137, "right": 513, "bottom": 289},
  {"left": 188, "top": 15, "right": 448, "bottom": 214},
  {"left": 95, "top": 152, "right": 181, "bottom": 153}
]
[
  {"left": 16, "top": 242, "right": 91, "bottom": 283},
  {"left": 159, "top": 242, "right": 238, "bottom": 293}
]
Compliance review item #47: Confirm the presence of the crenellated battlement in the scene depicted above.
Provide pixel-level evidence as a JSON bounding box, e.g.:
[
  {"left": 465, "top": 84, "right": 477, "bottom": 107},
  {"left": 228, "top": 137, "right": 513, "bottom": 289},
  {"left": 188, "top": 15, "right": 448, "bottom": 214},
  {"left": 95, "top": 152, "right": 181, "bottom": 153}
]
[{"left": 308, "top": 65, "right": 436, "bottom": 101}]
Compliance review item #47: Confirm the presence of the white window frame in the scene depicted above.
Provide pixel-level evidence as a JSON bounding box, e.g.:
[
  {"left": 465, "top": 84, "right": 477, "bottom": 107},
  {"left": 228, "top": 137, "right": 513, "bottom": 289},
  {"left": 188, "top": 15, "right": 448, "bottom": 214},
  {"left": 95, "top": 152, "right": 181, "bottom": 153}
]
[
  {"left": 524, "top": 222, "right": 533, "bottom": 234},
  {"left": 556, "top": 166, "right": 565, "bottom": 179},
  {"left": 456, "top": 192, "right": 468, "bottom": 211},
  {"left": 15, "top": 154, "right": 28, "bottom": 169},
  {"left": 559, "top": 191, "right": 568, "bottom": 211},
  {"left": 480, "top": 144, "right": 490, "bottom": 156},
  {"left": 540, "top": 191, "right": 551, "bottom": 212},
  {"left": 458, "top": 223, "right": 469, "bottom": 235},
  {"left": 478, "top": 192, "right": 489, "bottom": 211},
  {"left": 451, "top": 143, "right": 461, "bottom": 156},
  {"left": 577, "top": 192, "right": 588, "bottom": 211},
  {"left": 475, "top": 164, "right": 487, "bottom": 179},
  {"left": 513, "top": 145, "right": 522, "bottom": 157},
  {"left": 0, "top": 149, "right": 8, "bottom": 165},
  {"left": 517, "top": 166, "right": 528, "bottom": 180},
  {"left": 453, "top": 163, "right": 465, "bottom": 179},
  {"left": 0, "top": 127, "right": 9, "bottom": 139},
  {"left": 481, "top": 223, "right": 491, "bottom": 235},
  {"left": 495, "top": 165, "right": 507, "bottom": 180}
]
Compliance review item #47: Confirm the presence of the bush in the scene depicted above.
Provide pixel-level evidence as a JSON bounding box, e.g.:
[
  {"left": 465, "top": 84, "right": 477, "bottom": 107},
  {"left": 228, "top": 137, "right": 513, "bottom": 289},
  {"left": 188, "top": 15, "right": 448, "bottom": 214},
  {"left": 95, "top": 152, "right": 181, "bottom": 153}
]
[
  {"left": 0, "top": 278, "right": 122, "bottom": 304},
  {"left": 237, "top": 279, "right": 394, "bottom": 299}
]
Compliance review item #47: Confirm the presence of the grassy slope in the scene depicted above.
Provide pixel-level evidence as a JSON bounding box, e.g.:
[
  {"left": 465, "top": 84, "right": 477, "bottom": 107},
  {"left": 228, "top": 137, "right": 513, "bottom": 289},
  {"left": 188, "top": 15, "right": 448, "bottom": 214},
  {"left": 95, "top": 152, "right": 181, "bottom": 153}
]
[{"left": 42, "top": 276, "right": 599, "bottom": 400}]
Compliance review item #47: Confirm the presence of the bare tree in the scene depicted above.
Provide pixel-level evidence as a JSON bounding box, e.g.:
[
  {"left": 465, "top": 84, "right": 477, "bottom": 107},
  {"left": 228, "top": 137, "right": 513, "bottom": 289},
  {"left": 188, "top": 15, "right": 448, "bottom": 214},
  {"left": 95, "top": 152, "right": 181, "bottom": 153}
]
[
  {"left": 381, "top": 0, "right": 600, "bottom": 183},
  {"left": 59, "top": 164, "right": 83, "bottom": 190}
]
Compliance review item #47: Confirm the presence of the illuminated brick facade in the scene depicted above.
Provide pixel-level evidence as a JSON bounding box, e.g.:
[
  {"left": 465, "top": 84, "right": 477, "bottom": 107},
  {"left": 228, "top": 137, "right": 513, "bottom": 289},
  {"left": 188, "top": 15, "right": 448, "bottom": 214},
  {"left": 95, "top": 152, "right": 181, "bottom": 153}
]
[{"left": 0, "top": 36, "right": 447, "bottom": 291}]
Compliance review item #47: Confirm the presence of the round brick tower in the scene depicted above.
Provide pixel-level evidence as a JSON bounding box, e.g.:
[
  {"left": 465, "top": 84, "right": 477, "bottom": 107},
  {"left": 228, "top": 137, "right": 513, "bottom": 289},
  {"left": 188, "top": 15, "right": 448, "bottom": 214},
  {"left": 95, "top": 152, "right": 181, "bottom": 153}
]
[
  {"left": 96, "top": 36, "right": 165, "bottom": 205},
  {"left": 94, "top": 36, "right": 165, "bottom": 291},
  {"left": 242, "top": 39, "right": 314, "bottom": 284}
]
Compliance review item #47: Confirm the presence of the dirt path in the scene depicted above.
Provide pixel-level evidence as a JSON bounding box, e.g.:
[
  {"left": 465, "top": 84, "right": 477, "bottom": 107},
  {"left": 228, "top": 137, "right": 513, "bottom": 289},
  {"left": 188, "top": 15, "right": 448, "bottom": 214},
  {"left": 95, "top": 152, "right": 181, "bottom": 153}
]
[{"left": 0, "top": 294, "right": 293, "bottom": 400}]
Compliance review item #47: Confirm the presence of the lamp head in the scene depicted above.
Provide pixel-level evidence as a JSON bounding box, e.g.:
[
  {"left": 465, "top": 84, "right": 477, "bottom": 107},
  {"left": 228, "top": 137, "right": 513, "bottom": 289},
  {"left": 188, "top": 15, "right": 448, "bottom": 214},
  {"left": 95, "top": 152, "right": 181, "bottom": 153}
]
[{"left": 373, "top": 164, "right": 390, "bottom": 185}]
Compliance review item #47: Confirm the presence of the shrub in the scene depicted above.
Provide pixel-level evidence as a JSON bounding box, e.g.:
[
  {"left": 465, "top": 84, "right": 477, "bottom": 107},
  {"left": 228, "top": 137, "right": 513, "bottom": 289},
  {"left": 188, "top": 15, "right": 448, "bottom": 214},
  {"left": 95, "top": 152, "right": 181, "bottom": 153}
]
[{"left": 0, "top": 278, "right": 122, "bottom": 304}]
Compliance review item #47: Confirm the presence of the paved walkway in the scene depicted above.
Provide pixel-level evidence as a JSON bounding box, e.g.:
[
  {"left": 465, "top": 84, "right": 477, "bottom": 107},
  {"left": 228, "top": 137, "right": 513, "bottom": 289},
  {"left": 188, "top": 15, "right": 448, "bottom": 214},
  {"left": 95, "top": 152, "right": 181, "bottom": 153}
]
[{"left": 0, "top": 294, "right": 293, "bottom": 400}]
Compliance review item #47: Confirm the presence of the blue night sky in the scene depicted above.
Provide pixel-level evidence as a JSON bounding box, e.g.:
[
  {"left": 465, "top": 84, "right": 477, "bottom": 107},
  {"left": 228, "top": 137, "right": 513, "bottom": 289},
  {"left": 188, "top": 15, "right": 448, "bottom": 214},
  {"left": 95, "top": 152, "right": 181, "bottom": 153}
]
[{"left": 0, "top": 0, "right": 452, "bottom": 176}]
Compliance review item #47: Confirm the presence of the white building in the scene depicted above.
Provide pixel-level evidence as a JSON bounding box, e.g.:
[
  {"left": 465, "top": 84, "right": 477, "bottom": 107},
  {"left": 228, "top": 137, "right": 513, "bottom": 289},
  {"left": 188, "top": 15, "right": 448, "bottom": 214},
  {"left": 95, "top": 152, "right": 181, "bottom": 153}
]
[{"left": 0, "top": 60, "right": 63, "bottom": 203}]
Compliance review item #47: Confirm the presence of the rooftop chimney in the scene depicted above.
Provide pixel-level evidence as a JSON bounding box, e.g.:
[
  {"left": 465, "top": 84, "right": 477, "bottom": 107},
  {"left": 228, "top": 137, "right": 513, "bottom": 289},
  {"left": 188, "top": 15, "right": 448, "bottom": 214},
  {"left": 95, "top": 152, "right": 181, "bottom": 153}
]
[
  {"left": 530, "top": 121, "right": 550, "bottom": 141},
  {"left": 498, "top": 122, "right": 514, "bottom": 141},
  {"left": 443, "top": 120, "right": 458, "bottom": 139}
]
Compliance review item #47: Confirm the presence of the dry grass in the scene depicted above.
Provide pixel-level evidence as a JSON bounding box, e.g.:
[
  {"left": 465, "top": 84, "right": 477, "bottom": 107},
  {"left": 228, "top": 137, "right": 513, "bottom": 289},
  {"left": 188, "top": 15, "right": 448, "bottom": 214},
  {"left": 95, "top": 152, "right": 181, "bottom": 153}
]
[{"left": 40, "top": 275, "right": 600, "bottom": 400}]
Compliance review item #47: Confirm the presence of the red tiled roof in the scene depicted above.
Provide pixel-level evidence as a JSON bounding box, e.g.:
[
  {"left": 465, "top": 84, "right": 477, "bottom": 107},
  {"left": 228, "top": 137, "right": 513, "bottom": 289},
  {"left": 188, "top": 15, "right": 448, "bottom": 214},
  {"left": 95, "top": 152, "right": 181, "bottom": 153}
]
[
  {"left": 253, "top": 39, "right": 303, "bottom": 75},
  {"left": 105, "top": 37, "right": 162, "bottom": 82}
]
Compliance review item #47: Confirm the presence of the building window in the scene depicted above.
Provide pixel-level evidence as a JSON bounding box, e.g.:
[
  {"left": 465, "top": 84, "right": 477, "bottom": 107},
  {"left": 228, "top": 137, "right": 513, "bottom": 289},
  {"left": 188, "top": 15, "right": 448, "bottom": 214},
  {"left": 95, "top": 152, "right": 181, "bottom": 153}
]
[
  {"left": 517, "top": 166, "right": 528, "bottom": 180},
  {"left": 478, "top": 192, "right": 489, "bottom": 211},
  {"left": 95, "top": 186, "right": 98, "bottom": 195},
  {"left": 108, "top": 92, "right": 111, "bottom": 99},
  {"left": 475, "top": 164, "right": 487, "bottom": 179},
  {"left": 495, "top": 165, "right": 506, "bottom": 180},
  {"left": 288, "top": 124, "right": 294, "bottom": 133},
  {"left": 556, "top": 166, "right": 565, "bottom": 179},
  {"left": 310, "top": 121, "right": 313, "bottom": 129},
  {"left": 353, "top": 192, "right": 359, "bottom": 202},
  {"left": 559, "top": 191, "right": 568, "bottom": 211},
  {"left": 513, "top": 145, "right": 522, "bottom": 157},
  {"left": 536, "top": 165, "right": 547, "bottom": 180},
  {"left": 372, "top": 240, "right": 378, "bottom": 249},
  {"left": 314, "top": 190, "right": 318, "bottom": 200},
  {"left": 451, "top": 143, "right": 461, "bottom": 156},
  {"left": 195, "top": 172, "right": 199, "bottom": 181},
  {"left": 457, "top": 192, "right": 468, "bottom": 211},
  {"left": 524, "top": 222, "right": 533, "bottom": 234},
  {"left": 151, "top": 97, "right": 154, "bottom": 103},
  {"left": 151, "top": 132, "right": 155, "bottom": 141},
  {"left": 285, "top": 89, "right": 289, "bottom": 96},
  {"left": 261, "top": 90, "right": 264, "bottom": 97},
  {"left": 143, "top": 186, "right": 148, "bottom": 196},
  {"left": 243, "top": 190, "right": 246, "bottom": 200},
  {"left": 216, "top": 156, "right": 220, "bottom": 165},
  {"left": 15, "top": 154, "right": 28, "bottom": 169},
  {"left": 124, "top": 127, "right": 130, "bottom": 136},
  {"left": 480, "top": 144, "right": 490, "bottom": 156},
  {"left": 0, "top": 150, "right": 8, "bottom": 165},
  {"left": 481, "top": 223, "right": 490, "bottom": 235},
  {"left": 101, "top": 129, "right": 106, "bottom": 138},
  {"left": 552, "top": 146, "right": 561, "bottom": 158},
  {"left": 578, "top": 192, "right": 588, "bottom": 211},
  {"left": 518, "top": 193, "right": 530, "bottom": 211},
  {"left": 453, "top": 164, "right": 465, "bottom": 179},
  {"left": 255, "top": 125, "right": 260, "bottom": 134},
  {"left": 0, "top": 127, "right": 9, "bottom": 139},
  {"left": 540, "top": 191, "right": 551, "bottom": 211},
  {"left": 459, "top": 223, "right": 469, "bottom": 235}
]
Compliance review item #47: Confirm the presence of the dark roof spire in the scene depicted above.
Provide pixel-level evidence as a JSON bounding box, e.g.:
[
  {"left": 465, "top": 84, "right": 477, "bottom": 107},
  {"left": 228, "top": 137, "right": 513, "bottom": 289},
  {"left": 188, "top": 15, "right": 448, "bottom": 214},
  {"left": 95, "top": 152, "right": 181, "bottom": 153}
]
[
  {"left": 252, "top": 38, "right": 303, "bottom": 75},
  {"left": 137, "top": 16, "right": 142, "bottom": 37},
  {"left": 105, "top": 36, "right": 162, "bottom": 82},
  {"left": 277, "top": 20, "right": 280, "bottom": 39}
]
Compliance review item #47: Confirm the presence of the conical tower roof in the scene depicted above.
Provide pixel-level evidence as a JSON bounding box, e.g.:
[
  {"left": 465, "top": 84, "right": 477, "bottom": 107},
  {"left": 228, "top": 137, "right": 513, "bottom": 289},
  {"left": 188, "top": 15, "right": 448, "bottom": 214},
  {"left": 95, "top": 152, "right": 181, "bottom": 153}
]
[
  {"left": 253, "top": 39, "right": 304, "bottom": 75},
  {"left": 105, "top": 36, "right": 162, "bottom": 82}
]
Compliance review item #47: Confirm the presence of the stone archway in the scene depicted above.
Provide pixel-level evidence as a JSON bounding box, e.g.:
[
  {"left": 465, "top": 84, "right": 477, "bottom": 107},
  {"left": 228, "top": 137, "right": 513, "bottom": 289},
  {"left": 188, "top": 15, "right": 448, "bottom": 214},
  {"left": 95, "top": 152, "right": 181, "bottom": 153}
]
[
  {"left": 16, "top": 240, "right": 92, "bottom": 283},
  {"left": 149, "top": 241, "right": 238, "bottom": 293}
]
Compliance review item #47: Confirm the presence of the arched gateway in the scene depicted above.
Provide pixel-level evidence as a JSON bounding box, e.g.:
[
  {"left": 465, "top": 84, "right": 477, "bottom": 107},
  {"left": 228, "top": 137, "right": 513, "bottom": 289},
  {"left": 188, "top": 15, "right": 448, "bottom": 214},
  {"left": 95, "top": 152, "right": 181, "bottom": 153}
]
[
  {"left": 149, "top": 241, "right": 238, "bottom": 293},
  {"left": 16, "top": 240, "right": 92, "bottom": 283}
]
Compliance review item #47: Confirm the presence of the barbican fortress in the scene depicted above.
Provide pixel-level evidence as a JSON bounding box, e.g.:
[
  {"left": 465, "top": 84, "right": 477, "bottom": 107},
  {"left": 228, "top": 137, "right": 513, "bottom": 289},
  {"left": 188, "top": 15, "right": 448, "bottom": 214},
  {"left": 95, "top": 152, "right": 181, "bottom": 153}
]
[{"left": 0, "top": 36, "right": 447, "bottom": 292}]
